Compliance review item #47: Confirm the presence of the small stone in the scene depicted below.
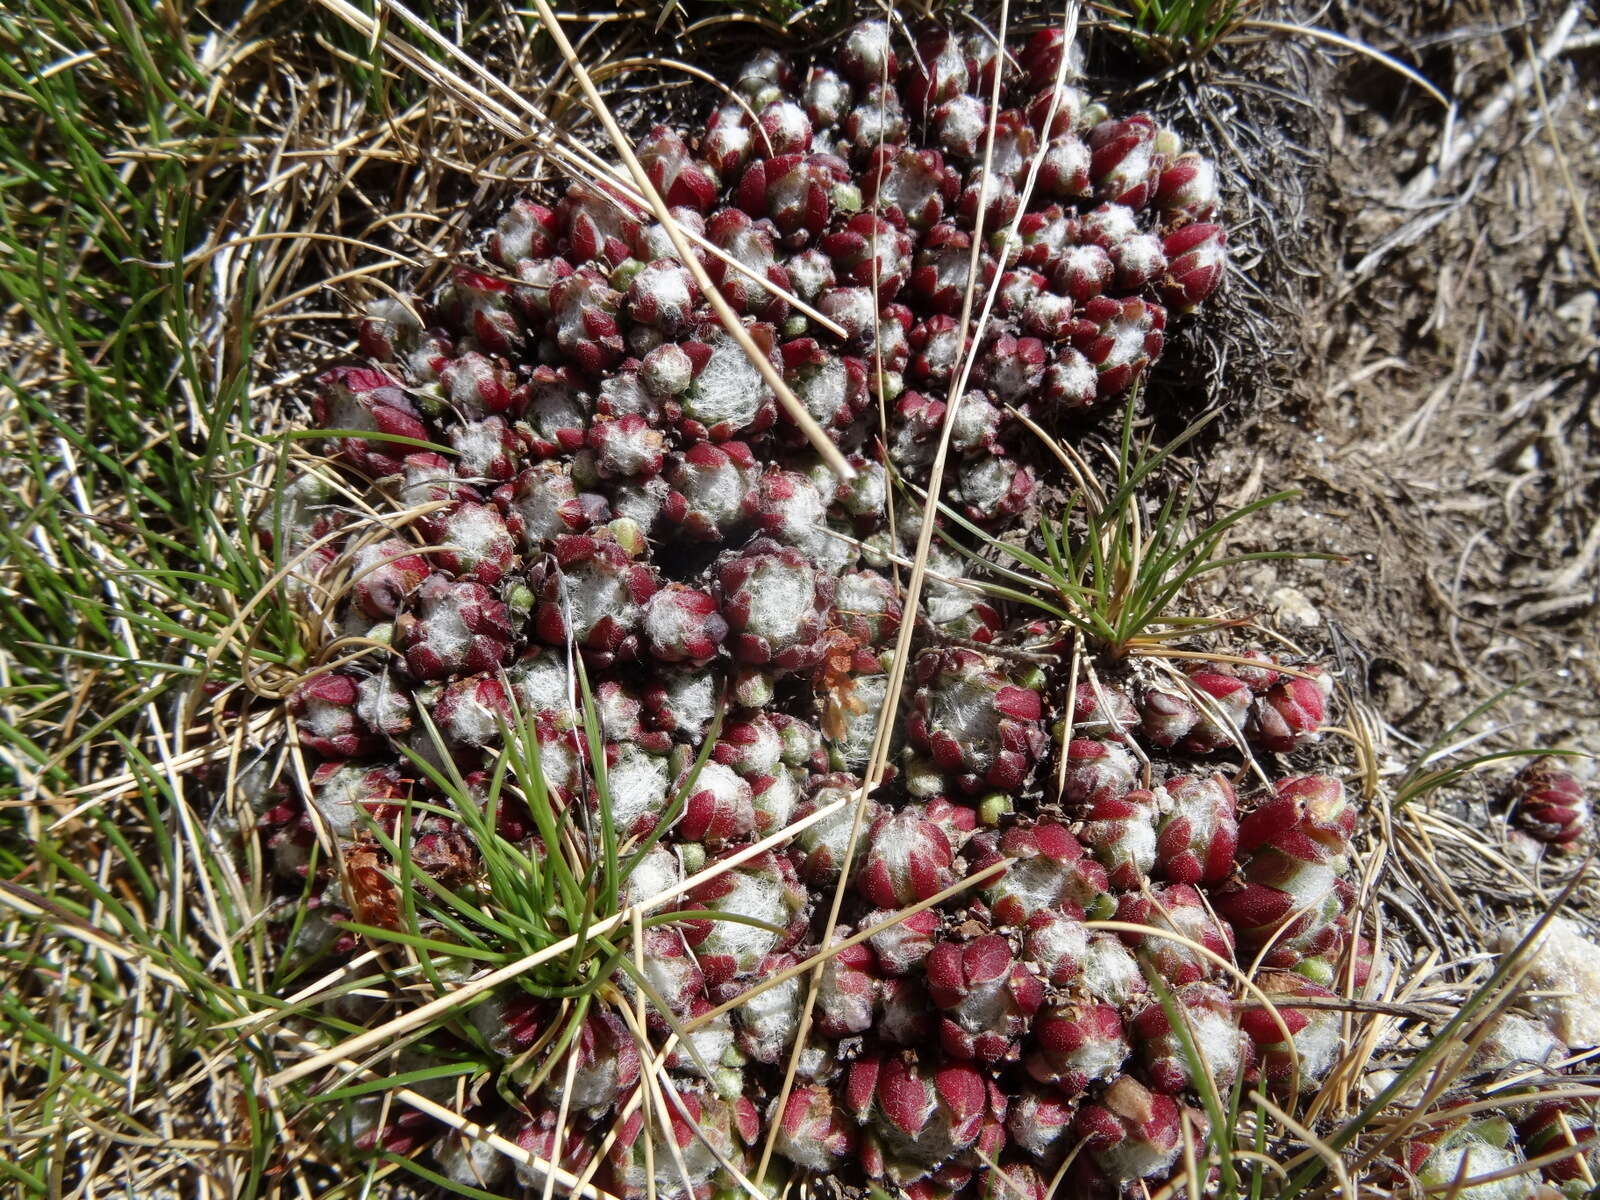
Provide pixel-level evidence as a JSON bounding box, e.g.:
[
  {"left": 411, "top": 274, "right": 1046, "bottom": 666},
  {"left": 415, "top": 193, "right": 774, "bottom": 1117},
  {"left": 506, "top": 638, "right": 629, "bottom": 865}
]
[
  {"left": 1269, "top": 586, "right": 1321, "bottom": 628},
  {"left": 1496, "top": 916, "right": 1600, "bottom": 1047}
]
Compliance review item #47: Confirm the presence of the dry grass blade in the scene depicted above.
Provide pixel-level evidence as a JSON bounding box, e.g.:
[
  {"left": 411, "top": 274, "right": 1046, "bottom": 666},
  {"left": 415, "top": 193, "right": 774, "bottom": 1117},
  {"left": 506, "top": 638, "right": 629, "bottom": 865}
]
[
  {"left": 545, "top": 1036, "right": 583, "bottom": 1200},
  {"left": 629, "top": 908, "right": 660, "bottom": 1200},
  {"left": 1378, "top": 1089, "right": 1600, "bottom": 1131},
  {"left": 1253, "top": 1090, "right": 1355, "bottom": 1200},
  {"left": 0, "top": 881, "right": 187, "bottom": 992},
  {"left": 215, "top": 949, "right": 384, "bottom": 1035},
  {"left": 1236, "top": 19, "right": 1449, "bottom": 109},
  {"left": 1516, "top": 0, "right": 1600, "bottom": 281},
  {"left": 1055, "top": 643, "right": 1084, "bottom": 797}
]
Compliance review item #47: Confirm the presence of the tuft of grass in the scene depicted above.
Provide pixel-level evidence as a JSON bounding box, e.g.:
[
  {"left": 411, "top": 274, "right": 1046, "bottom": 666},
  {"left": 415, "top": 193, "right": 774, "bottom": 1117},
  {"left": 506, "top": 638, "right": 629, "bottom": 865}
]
[
  {"left": 238, "top": 678, "right": 749, "bottom": 1200},
  {"left": 0, "top": 2, "right": 296, "bottom": 1192},
  {"left": 313, "top": 669, "right": 726, "bottom": 1084},
  {"left": 0, "top": 0, "right": 507, "bottom": 1190},
  {"left": 922, "top": 393, "right": 1342, "bottom": 660},
  {"left": 1094, "top": 0, "right": 1250, "bottom": 63},
  {"left": 1088, "top": 0, "right": 1449, "bottom": 112}
]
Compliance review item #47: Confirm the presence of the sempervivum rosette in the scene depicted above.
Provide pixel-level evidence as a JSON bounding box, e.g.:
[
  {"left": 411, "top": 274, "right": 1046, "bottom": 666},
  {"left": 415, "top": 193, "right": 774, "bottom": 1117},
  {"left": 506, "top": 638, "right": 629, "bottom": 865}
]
[
  {"left": 1508, "top": 756, "right": 1590, "bottom": 848},
  {"left": 713, "top": 537, "right": 832, "bottom": 671},
  {"left": 926, "top": 933, "right": 1045, "bottom": 1062},
  {"left": 1075, "top": 1076, "right": 1188, "bottom": 1186},
  {"left": 846, "top": 1052, "right": 994, "bottom": 1188},
  {"left": 1214, "top": 775, "right": 1358, "bottom": 968},
  {"left": 245, "top": 19, "right": 1378, "bottom": 1200},
  {"left": 906, "top": 647, "right": 1047, "bottom": 794}
]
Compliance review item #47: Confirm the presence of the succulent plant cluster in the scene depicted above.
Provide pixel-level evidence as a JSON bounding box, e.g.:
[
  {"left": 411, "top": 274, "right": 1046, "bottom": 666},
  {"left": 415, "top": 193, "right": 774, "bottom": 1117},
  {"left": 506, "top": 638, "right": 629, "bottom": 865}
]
[{"left": 234, "top": 20, "right": 1442, "bottom": 1200}]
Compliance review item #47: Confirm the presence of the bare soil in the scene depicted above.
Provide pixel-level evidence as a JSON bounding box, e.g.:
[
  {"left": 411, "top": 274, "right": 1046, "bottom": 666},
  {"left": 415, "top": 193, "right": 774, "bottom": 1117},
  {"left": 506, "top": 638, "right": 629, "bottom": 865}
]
[{"left": 1233, "top": 0, "right": 1599, "bottom": 753}]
